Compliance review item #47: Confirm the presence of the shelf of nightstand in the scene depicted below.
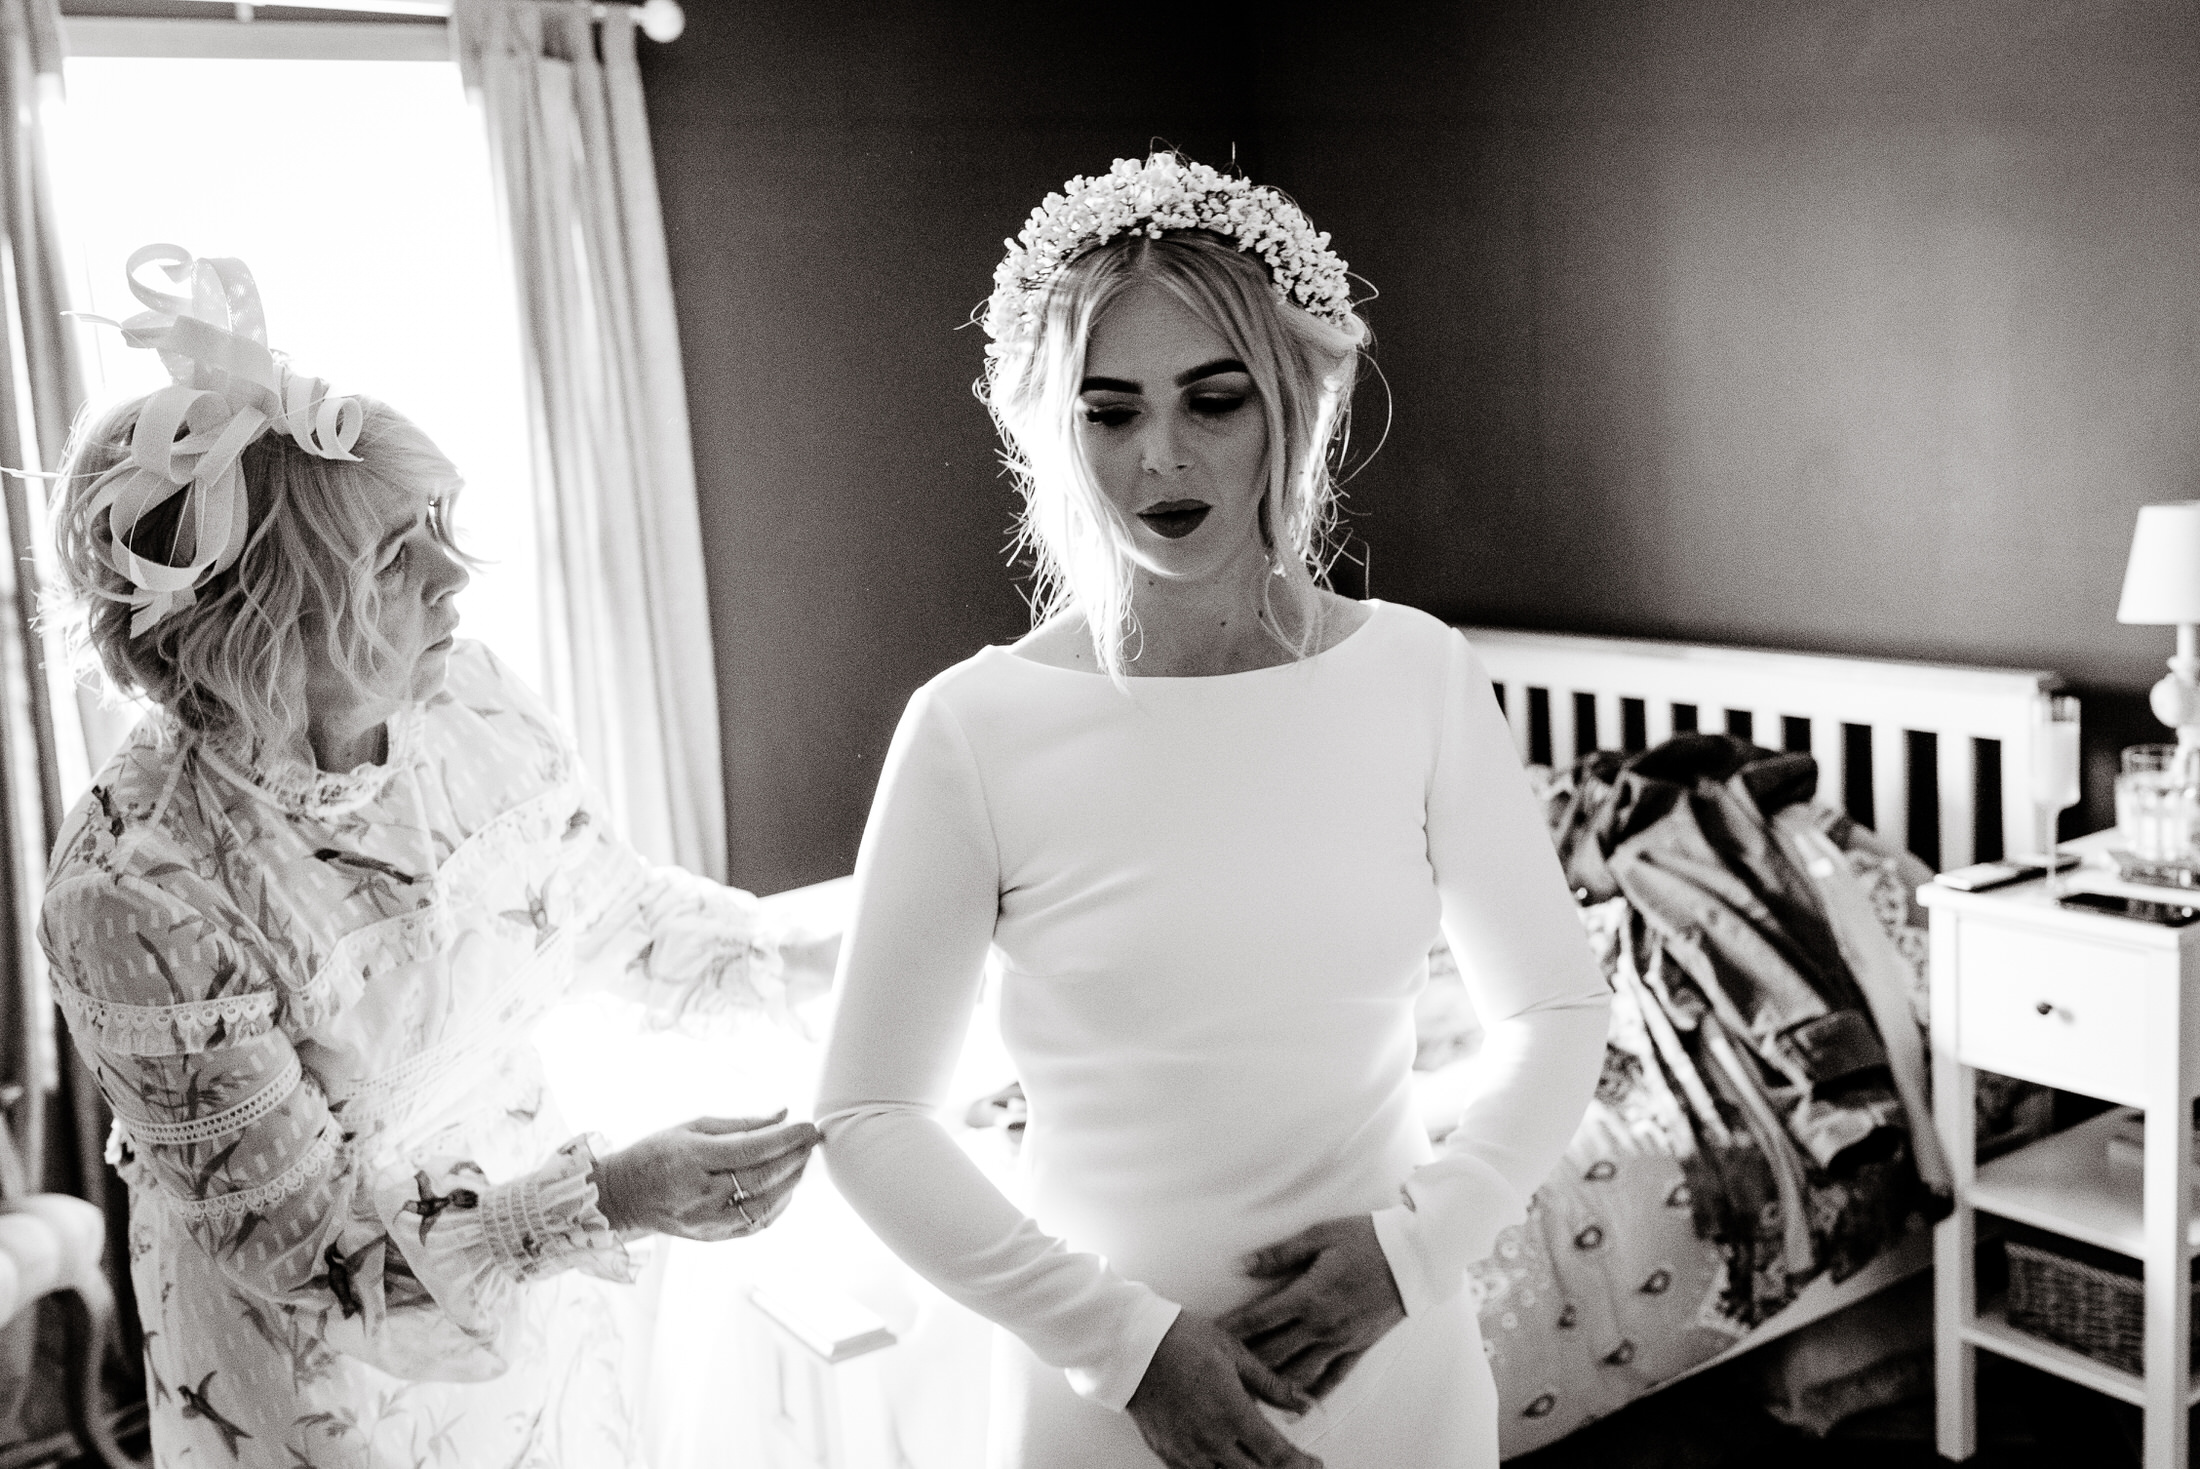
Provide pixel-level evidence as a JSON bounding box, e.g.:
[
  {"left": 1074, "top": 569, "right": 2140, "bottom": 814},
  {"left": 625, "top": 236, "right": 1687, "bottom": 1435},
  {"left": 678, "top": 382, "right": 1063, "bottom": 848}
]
[
  {"left": 1971, "top": 1110, "right": 2200, "bottom": 1260},
  {"left": 1932, "top": 835, "right": 2200, "bottom": 1468},
  {"left": 1964, "top": 1299, "right": 2200, "bottom": 1408}
]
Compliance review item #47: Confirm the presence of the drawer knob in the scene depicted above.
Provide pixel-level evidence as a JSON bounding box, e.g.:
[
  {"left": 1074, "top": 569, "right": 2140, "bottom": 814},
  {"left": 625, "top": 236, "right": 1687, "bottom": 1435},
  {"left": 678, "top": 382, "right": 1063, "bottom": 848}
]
[{"left": 2035, "top": 1000, "right": 2053, "bottom": 1016}]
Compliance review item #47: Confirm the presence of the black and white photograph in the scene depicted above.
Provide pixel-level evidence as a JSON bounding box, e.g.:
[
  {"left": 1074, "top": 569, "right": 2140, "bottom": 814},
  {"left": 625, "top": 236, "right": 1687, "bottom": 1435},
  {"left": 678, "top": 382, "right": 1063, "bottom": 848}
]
[{"left": 0, "top": 3, "right": 2192, "bottom": 1467}]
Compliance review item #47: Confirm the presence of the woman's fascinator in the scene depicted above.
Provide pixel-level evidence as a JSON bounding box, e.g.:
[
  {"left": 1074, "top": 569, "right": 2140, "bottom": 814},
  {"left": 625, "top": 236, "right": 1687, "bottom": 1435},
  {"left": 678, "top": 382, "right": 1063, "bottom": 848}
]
[{"left": 74, "top": 244, "right": 363, "bottom": 635}]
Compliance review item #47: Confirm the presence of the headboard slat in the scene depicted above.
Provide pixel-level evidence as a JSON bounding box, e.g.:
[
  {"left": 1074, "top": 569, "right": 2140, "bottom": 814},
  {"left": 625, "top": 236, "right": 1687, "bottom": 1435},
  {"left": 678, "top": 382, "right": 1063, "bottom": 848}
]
[
  {"left": 1502, "top": 682, "right": 1531, "bottom": 764},
  {"left": 1813, "top": 716, "right": 1846, "bottom": 814},
  {"left": 1459, "top": 626, "right": 2063, "bottom": 870},
  {"left": 1872, "top": 723, "right": 1908, "bottom": 859},
  {"left": 1937, "top": 736, "right": 1977, "bottom": 871}
]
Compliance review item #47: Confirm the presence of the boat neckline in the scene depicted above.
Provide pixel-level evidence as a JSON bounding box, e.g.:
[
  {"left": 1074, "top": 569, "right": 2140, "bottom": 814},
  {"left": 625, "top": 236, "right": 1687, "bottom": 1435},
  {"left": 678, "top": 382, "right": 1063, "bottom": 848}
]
[{"left": 987, "top": 598, "right": 1390, "bottom": 681}]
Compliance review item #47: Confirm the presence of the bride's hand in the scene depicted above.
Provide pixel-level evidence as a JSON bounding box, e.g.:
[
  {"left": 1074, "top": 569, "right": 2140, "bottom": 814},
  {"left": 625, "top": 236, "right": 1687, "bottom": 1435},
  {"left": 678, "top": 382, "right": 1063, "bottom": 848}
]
[
  {"left": 1218, "top": 1215, "right": 1407, "bottom": 1401},
  {"left": 1125, "top": 1312, "right": 1322, "bottom": 1469},
  {"left": 589, "top": 1111, "right": 820, "bottom": 1241}
]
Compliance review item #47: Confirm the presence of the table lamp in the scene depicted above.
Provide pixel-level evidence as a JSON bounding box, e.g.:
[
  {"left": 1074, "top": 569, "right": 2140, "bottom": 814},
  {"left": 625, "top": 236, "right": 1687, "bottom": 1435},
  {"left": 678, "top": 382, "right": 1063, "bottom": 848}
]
[{"left": 2119, "top": 500, "right": 2200, "bottom": 755}]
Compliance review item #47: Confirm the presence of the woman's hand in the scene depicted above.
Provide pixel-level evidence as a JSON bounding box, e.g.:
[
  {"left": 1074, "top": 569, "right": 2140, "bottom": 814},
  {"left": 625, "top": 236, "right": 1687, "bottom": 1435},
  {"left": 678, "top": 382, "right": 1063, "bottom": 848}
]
[
  {"left": 1217, "top": 1215, "right": 1406, "bottom": 1401},
  {"left": 1124, "top": 1311, "right": 1323, "bottom": 1469},
  {"left": 589, "top": 1110, "right": 820, "bottom": 1241}
]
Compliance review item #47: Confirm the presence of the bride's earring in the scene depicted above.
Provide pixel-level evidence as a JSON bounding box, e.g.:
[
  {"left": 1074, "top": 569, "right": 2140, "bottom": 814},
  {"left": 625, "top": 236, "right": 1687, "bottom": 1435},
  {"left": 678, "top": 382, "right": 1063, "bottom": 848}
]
[{"left": 1257, "top": 500, "right": 1286, "bottom": 578}]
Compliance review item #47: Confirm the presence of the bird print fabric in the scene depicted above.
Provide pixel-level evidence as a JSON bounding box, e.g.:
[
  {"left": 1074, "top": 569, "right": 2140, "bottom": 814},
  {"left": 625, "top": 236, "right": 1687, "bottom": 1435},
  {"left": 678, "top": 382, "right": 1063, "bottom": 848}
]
[{"left": 41, "top": 642, "right": 785, "bottom": 1467}]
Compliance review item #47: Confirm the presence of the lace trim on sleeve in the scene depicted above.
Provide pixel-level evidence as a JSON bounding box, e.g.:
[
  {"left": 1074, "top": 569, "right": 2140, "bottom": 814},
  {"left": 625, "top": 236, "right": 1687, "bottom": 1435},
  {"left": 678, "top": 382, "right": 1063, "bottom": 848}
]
[
  {"left": 52, "top": 976, "right": 279, "bottom": 1057},
  {"left": 166, "top": 1115, "right": 344, "bottom": 1226},
  {"left": 118, "top": 1049, "right": 304, "bottom": 1147}
]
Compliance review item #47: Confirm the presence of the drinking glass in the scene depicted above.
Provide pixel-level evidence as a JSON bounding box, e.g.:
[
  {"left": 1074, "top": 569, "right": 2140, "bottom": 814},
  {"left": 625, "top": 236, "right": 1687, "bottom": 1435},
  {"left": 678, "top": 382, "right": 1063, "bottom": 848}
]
[
  {"left": 2119, "top": 744, "right": 2182, "bottom": 861},
  {"left": 2032, "top": 695, "right": 2081, "bottom": 894}
]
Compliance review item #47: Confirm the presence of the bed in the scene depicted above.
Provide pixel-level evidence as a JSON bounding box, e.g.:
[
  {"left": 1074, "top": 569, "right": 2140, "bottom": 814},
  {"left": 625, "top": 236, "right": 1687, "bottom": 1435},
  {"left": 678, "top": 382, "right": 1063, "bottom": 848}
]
[{"left": 1449, "top": 624, "right": 2065, "bottom": 1456}]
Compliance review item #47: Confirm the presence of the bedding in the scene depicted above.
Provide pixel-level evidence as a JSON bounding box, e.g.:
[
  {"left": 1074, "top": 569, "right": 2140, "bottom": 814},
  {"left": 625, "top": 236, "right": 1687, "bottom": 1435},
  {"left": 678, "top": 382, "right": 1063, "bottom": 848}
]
[{"left": 1415, "top": 733, "right": 2047, "bottom": 1457}]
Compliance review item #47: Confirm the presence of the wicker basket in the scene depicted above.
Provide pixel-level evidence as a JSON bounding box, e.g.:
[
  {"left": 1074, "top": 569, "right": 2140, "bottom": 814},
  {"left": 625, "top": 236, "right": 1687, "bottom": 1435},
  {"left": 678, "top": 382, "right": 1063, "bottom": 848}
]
[{"left": 2005, "top": 1236, "right": 2200, "bottom": 1376}]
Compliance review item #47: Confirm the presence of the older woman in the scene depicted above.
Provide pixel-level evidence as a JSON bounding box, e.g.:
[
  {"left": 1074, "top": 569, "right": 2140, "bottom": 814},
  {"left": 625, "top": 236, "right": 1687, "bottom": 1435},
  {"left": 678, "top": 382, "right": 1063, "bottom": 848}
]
[
  {"left": 39, "top": 247, "right": 825, "bottom": 1469},
  {"left": 816, "top": 156, "right": 1613, "bottom": 1469}
]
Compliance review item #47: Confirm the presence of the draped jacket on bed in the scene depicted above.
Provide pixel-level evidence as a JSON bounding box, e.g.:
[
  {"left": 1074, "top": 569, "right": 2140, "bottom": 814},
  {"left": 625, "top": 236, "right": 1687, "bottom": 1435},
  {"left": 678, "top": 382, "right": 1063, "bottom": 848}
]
[
  {"left": 1531, "top": 736, "right": 1940, "bottom": 1301},
  {"left": 1543, "top": 735, "right": 1894, "bottom": 1150}
]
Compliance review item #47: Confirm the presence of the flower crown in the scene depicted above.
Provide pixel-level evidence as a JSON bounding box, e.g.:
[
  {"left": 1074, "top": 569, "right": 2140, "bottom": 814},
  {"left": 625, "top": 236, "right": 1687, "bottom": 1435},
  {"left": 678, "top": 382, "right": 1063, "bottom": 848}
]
[
  {"left": 76, "top": 244, "right": 363, "bottom": 636},
  {"left": 983, "top": 153, "right": 1354, "bottom": 345}
]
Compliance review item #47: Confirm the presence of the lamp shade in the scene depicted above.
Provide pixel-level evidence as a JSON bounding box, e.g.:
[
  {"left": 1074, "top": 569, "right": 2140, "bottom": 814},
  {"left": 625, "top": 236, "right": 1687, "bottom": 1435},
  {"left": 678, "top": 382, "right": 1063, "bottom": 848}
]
[{"left": 2119, "top": 501, "right": 2200, "bottom": 624}]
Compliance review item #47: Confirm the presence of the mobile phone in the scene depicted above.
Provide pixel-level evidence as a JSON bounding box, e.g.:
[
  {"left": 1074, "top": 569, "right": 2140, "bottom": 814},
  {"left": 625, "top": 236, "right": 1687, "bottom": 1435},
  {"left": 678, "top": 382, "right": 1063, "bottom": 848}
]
[
  {"left": 2056, "top": 890, "right": 2200, "bottom": 927},
  {"left": 1939, "top": 857, "right": 2078, "bottom": 892}
]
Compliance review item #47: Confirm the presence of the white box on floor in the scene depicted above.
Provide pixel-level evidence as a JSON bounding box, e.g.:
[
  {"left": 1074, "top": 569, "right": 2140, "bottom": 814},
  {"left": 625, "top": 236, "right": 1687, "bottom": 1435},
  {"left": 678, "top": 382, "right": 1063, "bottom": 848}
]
[{"left": 747, "top": 1280, "right": 900, "bottom": 1469}]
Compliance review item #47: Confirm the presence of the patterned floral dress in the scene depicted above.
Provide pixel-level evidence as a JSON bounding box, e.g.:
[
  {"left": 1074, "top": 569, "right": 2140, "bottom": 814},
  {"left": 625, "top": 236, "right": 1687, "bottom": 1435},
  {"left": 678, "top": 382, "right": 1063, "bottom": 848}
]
[{"left": 40, "top": 642, "right": 783, "bottom": 1469}]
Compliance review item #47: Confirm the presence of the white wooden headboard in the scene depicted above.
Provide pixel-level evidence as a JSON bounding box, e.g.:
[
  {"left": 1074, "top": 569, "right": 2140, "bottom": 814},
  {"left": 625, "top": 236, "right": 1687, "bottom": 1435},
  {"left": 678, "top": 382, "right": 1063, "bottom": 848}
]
[{"left": 1457, "top": 626, "right": 2066, "bottom": 872}]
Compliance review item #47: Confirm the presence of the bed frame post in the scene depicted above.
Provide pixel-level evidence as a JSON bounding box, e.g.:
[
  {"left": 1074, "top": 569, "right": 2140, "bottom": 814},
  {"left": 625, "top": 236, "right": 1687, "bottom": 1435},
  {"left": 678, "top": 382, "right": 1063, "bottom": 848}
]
[{"left": 1930, "top": 905, "right": 1978, "bottom": 1459}]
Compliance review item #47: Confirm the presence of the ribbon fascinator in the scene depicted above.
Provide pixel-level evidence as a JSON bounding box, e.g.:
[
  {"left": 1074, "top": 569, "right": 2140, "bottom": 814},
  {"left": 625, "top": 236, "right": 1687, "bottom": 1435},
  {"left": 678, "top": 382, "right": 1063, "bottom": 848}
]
[{"left": 76, "top": 244, "right": 363, "bottom": 635}]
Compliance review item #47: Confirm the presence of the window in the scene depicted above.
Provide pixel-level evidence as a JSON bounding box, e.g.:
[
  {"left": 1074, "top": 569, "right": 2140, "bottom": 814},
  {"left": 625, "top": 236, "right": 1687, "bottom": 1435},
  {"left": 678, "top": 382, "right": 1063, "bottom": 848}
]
[{"left": 54, "top": 24, "right": 541, "bottom": 689}]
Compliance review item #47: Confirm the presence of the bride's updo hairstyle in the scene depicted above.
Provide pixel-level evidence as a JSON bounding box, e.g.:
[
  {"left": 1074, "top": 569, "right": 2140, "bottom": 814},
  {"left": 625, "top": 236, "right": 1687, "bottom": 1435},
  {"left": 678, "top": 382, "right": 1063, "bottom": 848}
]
[
  {"left": 51, "top": 393, "right": 466, "bottom": 751},
  {"left": 979, "top": 156, "right": 1369, "bottom": 680}
]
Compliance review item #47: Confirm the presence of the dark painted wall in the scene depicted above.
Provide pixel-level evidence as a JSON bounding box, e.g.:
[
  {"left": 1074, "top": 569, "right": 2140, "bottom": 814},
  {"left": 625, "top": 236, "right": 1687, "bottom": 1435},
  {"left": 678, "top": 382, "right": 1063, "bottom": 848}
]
[
  {"left": 641, "top": 1, "right": 1272, "bottom": 892},
  {"left": 644, "top": 1, "right": 2199, "bottom": 891},
  {"left": 1257, "top": 0, "right": 2200, "bottom": 841}
]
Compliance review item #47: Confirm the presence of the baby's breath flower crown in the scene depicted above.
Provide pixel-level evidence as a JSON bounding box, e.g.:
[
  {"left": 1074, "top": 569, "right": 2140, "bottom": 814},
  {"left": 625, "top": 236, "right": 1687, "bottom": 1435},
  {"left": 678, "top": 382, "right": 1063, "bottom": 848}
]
[{"left": 983, "top": 152, "right": 1353, "bottom": 346}]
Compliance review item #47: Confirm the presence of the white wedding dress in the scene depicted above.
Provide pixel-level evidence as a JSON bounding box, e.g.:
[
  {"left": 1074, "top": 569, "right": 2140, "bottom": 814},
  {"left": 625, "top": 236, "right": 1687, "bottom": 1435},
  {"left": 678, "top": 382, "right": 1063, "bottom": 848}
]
[{"left": 817, "top": 602, "right": 1610, "bottom": 1467}]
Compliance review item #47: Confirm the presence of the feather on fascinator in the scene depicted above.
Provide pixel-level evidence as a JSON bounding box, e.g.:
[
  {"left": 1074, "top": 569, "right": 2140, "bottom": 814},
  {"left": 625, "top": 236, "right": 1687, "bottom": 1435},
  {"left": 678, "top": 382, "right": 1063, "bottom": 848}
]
[{"left": 76, "top": 244, "right": 363, "bottom": 635}]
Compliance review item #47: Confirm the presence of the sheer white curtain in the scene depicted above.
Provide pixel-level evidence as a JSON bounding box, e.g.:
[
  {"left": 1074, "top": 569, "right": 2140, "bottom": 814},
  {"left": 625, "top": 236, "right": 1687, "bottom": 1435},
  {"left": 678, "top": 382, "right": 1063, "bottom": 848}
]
[{"left": 452, "top": 0, "right": 724, "bottom": 878}]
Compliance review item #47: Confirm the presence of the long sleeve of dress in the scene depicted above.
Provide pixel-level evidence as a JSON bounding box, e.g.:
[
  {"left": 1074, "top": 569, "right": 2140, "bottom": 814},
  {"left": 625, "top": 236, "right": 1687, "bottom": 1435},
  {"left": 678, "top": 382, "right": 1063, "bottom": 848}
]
[
  {"left": 1369, "top": 636, "right": 1613, "bottom": 1318},
  {"left": 43, "top": 871, "right": 632, "bottom": 1382},
  {"left": 815, "top": 686, "right": 1182, "bottom": 1413}
]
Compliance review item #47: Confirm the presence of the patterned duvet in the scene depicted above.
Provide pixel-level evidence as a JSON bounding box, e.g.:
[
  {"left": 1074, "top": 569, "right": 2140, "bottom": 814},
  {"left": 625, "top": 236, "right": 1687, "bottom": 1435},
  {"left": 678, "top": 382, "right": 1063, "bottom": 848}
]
[{"left": 1422, "top": 783, "right": 2043, "bottom": 1457}]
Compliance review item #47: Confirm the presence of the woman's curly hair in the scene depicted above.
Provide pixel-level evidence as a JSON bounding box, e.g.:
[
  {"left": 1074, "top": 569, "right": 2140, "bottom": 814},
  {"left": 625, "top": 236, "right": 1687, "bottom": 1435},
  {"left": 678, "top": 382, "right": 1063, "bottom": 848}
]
[{"left": 48, "top": 393, "right": 467, "bottom": 755}]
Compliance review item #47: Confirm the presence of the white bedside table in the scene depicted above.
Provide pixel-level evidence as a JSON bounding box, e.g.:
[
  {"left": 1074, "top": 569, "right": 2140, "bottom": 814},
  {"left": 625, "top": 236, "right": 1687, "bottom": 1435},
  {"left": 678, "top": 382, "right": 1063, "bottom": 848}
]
[{"left": 1924, "top": 849, "right": 2200, "bottom": 1469}]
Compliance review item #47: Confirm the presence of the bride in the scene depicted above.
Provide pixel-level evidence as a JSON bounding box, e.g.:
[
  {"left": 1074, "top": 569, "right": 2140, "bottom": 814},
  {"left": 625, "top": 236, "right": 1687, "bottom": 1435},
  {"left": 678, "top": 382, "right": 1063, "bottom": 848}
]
[{"left": 816, "top": 153, "right": 1610, "bottom": 1468}]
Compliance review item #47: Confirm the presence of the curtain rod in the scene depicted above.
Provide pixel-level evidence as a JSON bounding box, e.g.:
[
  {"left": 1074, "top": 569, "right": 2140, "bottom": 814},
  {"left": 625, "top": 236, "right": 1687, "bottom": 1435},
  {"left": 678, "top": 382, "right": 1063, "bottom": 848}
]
[{"left": 171, "top": 0, "right": 685, "bottom": 41}]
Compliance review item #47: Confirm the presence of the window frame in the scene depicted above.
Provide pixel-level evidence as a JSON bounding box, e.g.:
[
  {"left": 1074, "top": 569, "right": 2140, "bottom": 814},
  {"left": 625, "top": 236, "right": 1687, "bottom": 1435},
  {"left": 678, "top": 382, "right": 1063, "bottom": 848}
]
[{"left": 62, "top": 16, "right": 447, "bottom": 62}]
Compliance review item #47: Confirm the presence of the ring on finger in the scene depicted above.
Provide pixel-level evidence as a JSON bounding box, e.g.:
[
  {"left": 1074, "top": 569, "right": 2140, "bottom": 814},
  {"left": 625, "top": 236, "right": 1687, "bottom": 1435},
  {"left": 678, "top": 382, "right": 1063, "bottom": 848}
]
[
  {"left": 727, "top": 1175, "right": 756, "bottom": 1225},
  {"left": 728, "top": 1175, "right": 757, "bottom": 1227}
]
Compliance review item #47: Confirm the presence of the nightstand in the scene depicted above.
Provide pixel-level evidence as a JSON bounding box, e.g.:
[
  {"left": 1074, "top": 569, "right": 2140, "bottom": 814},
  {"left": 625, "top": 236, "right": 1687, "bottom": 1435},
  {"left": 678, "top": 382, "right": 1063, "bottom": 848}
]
[{"left": 1924, "top": 850, "right": 2200, "bottom": 1469}]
